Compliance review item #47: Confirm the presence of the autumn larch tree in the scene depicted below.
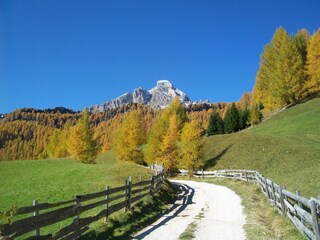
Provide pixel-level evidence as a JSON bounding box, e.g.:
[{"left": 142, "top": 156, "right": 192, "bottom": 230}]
[
  {"left": 252, "top": 27, "right": 307, "bottom": 111},
  {"left": 67, "top": 110, "right": 98, "bottom": 164},
  {"left": 305, "top": 29, "right": 320, "bottom": 96},
  {"left": 157, "top": 114, "right": 180, "bottom": 171},
  {"left": 113, "top": 110, "right": 145, "bottom": 164},
  {"left": 249, "top": 104, "right": 263, "bottom": 125},
  {"left": 180, "top": 120, "right": 203, "bottom": 176},
  {"left": 145, "top": 97, "right": 186, "bottom": 165},
  {"left": 47, "top": 123, "right": 71, "bottom": 158}
]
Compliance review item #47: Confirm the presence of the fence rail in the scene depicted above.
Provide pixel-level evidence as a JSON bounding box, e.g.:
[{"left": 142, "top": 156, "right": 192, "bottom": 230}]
[
  {"left": 0, "top": 164, "right": 164, "bottom": 240},
  {"left": 183, "top": 169, "right": 320, "bottom": 240}
]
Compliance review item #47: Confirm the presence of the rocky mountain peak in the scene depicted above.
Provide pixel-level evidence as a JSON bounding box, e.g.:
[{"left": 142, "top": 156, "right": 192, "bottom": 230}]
[
  {"left": 88, "top": 80, "right": 191, "bottom": 113},
  {"left": 133, "top": 87, "right": 151, "bottom": 105}
]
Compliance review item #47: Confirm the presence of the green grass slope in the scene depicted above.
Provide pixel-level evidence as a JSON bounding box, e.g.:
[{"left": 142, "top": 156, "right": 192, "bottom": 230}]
[
  {"left": 0, "top": 151, "right": 151, "bottom": 211},
  {"left": 203, "top": 97, "right": 320, "bottom": 198}
]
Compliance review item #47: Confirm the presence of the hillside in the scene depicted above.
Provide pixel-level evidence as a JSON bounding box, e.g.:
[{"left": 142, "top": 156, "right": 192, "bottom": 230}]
[{"left": 203, "top": 97, "right": 320, "bottom": 198}]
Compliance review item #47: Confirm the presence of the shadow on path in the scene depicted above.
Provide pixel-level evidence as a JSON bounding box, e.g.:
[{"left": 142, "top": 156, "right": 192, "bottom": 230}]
[{"left": 132, "top": 182, "right": 195, "bottom": 240}]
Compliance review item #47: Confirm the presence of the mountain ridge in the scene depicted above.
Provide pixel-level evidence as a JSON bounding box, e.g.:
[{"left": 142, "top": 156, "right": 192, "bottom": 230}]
[{"left": 88, "top": 80, "right": 192, "bottom": 113}]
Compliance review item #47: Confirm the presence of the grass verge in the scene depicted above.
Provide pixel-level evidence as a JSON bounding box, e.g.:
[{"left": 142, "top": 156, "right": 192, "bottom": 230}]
[{"left": 179, "top": 221, "right": 197, "bottom": 240}]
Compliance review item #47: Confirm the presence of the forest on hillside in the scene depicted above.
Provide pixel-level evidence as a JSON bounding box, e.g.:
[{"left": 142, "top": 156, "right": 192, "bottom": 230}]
[{"left": 0, "top": 26, "right": 319, "bottom": 163}]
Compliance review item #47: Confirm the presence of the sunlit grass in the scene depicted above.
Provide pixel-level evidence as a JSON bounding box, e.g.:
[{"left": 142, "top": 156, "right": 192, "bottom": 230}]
[{"left": 202, "top": 97, "right": 320, "bottom": 198}]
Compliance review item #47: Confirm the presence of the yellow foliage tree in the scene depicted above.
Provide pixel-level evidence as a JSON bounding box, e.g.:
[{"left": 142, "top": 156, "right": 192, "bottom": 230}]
[
  {"left": 145, "top": 97, "right": 186, "bottom": 164},
  {"left": 157, "top": 114, "right": 180, "bottom": 171},
  {"left": 67, "top": 110, "right": 98, "bottom": 163},
  {"left": 180, "top": 120, "right": 203, "bottom": 175},
  {"left": 253, "top": 27, "right": 307, "bottom": 112},
  {"left": 47, "top": 123, "right": 70, "bottom": 158},
  {"left": 305, "top": 29, "right": 320, "bottom": 95},
  {"left": 238, "top": 92, "right": 252, "bottom": 110},
  {"left": 113, "top": 110, "right": 145, "bottom": 164}
]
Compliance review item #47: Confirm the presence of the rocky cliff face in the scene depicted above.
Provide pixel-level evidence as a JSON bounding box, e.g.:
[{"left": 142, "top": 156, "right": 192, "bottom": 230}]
[{"left": 88, "top": 80, "right": 191, "bottom": 113}]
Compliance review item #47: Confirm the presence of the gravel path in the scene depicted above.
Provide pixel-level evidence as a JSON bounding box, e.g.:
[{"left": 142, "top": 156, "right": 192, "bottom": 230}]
[{"left": 133, "top": 180, "right": 246, "bottom": 240}]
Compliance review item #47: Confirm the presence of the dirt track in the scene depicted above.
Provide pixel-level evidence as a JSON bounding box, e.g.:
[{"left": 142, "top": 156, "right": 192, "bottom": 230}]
[{"left": 133, "top": 180, "right": 246, "bottom": 240}]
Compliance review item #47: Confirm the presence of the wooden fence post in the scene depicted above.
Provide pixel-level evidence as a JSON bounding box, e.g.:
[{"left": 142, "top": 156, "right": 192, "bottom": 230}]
[
  {"left": 271, "top": 182, "right": 276, "bottom": 206},
  {"left": 225, "top": 170, "right": 227, "bottom": 178},
  {"left": 202, "top": 169, "right": 204, "bottom": 178},
  {"left": 105, "top": 186, "right": 109, "bottom": 222},
  {"left": 74, "top": 196, "right": 81, "bottom": 237},
  {"left": 245, "top": 171, "right": 248, "bottom": 182},
  {"left": 296, "top": 190, "right": 306, "bottom": 226},
  {"left": 279, "top": 187, "right": 286, "bottom": 215},
  {"left": 150, "top": 176, "right": 154, "bottom": 197},
  {"left": 128, "top": 176, "right": 132, "bottom": 211},
  {"left": 310, "top": 199, "right": 320, "bottom": 240},
  {"left": 264, "top": 177, "right": 270, "bottom": 199},
  {"left": 124, "top": 179, "right": 128, "bottom": 212},
  {"left": 33, "top": 200, "right": 40, "bottom": 237},
  {"left": 139, "top": 174, "right": 142, "bottom": 203}
]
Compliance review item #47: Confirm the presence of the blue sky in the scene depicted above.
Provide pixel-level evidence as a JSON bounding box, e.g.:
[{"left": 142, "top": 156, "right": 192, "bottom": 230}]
[{"left": 1, "top": 0, "right": 319, "bottom": 113}]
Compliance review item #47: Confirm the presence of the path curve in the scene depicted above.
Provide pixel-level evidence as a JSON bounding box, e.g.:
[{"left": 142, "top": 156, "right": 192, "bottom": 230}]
[{"left": 133, "top": 180, "right": 246, "bottom": 240}]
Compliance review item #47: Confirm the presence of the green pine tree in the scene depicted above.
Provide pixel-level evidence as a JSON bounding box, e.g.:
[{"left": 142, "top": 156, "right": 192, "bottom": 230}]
[
  {"left": 224, "top": 103, "right": 240, "bottom": 133},
  {"left": 206, "top": 111, "right": 224, "bottom": 136},
  {"left": 238, "top": 109, "right": 250, "bottom": 130}
]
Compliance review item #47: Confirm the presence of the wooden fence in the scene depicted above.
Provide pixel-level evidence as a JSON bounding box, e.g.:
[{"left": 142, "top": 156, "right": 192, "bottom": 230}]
[
  {"left": 0, "top": 165, "right": 164, "bottom": 240},
  {"left": 183, "top": 169, "right": 320, "bottom": 240}
]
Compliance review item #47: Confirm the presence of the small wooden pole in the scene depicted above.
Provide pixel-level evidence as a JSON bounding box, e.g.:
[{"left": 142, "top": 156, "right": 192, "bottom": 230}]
[
  {"left": 139, "top": 174, "right": 142, "bottom": 203},
  {"left": 279, "top": 187, "right": 286, "bottom": 215},
  {"left": 128, "top": 176, "right": 132, "bottom": 211},
  {"left": 264, "top": 177, "right": 270, "bottom": 200},
  {"left": 296, "top": 191, "right": 302, "bottom": 208},
  {"left": 245, "top": 171, "right": 248, "bottom": 182},
  {"left": 124, "top": 179, "right": 128, "bottom": 212},
  {"left": 74, "top": 196, "right": 81, "bottom": 237},
  {"left": 33, "top": 200, "right": 40, "bottom": 237},
  {"left": 201, "top": 169, "right": 204, "bottom": 178},
  {"left": 271, "top": 182, "right": 276, "bottom": 206},
  {"left": 296, "top": 190, "right": 306, "bottom": 226},
  {"left": 105, "top": 186, "right": 109, "bottom": 222},
  {"left": 150, "top": 176, "right": 154, "bottom": 197},
  {"left": 225, "top": 170, "right": 227, "bottom": 178},
  {"left": 310, "top": 199, "right": 320, "bottom": 240}
]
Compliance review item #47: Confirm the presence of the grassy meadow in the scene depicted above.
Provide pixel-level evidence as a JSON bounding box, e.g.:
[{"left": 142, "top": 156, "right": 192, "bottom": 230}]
[
  {"left": 0, "top": 150, "right": 151, "bottom": 211},
  {"left": 203, "top": 97, "right": 320, "bottom": 198},
  {"left": 0, "top": 151, "right": 157, "bottom": 238}
]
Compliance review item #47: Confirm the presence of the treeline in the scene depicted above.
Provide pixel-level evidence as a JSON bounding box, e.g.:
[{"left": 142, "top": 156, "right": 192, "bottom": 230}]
[
  {"left": 0, "top": 101, "right": 227, "bottom": 161},
  {"left": 0, "top": 121, "right": 54, "bottom": 160},
  {"left": 252, "top": 27, "right": 320, "bottom": 113}
]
